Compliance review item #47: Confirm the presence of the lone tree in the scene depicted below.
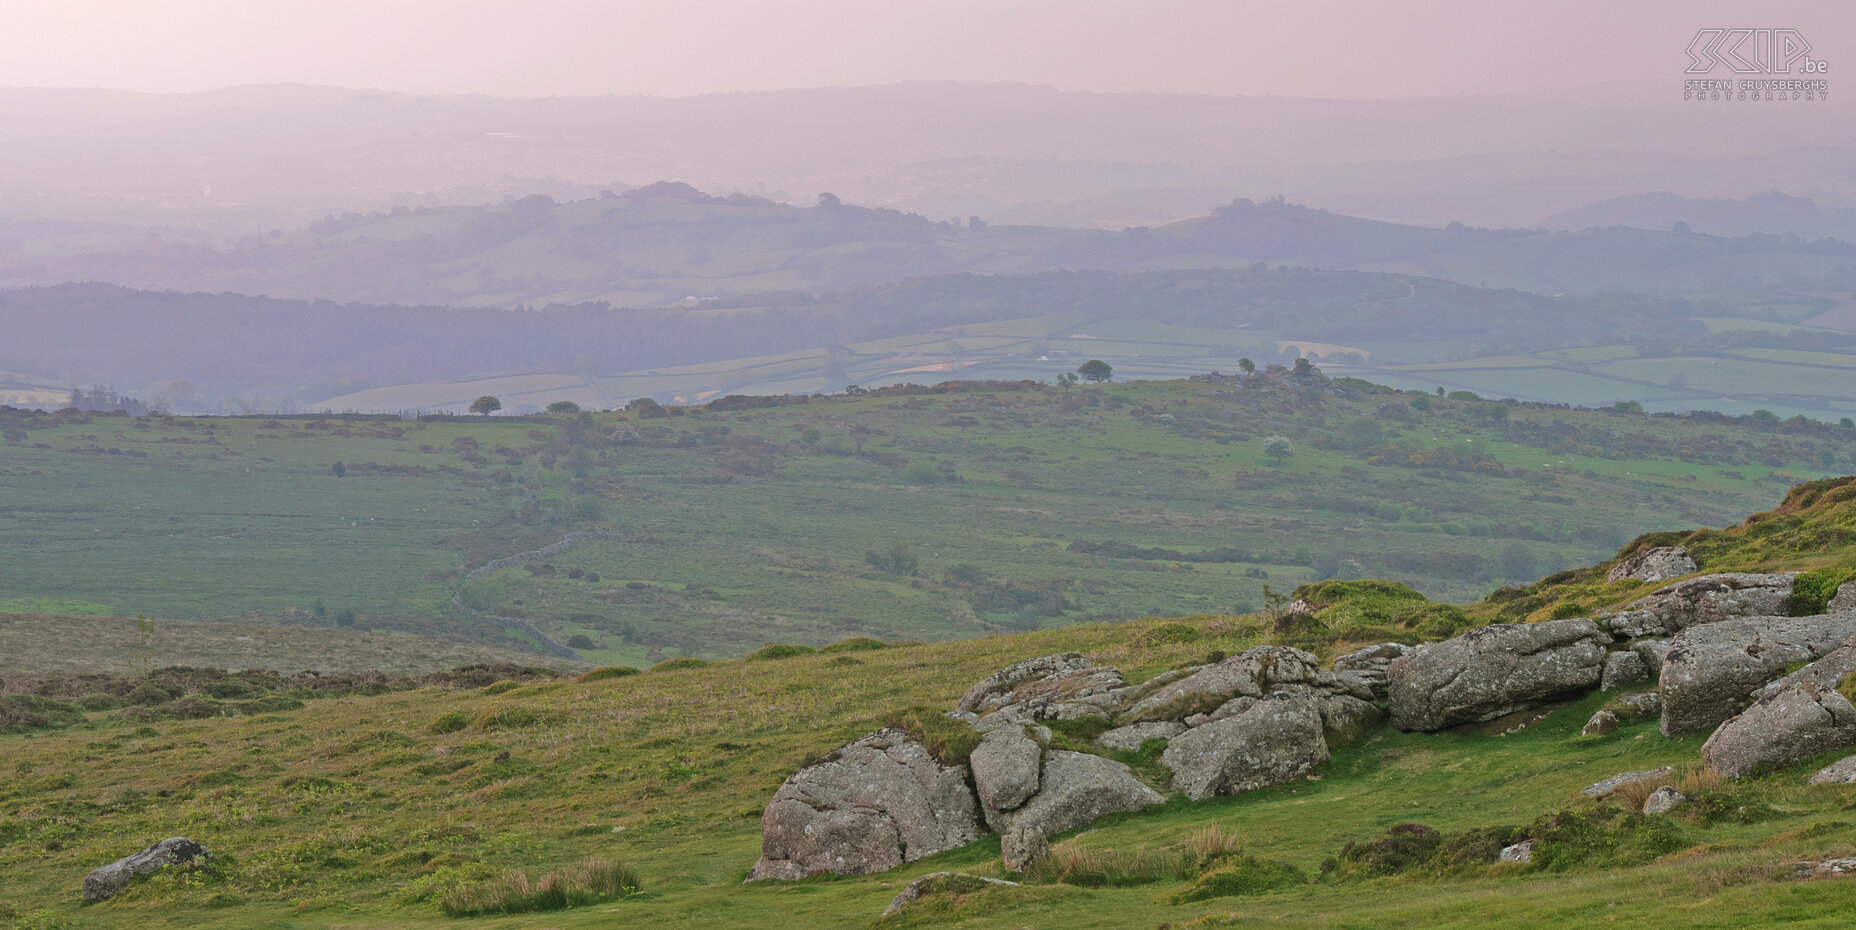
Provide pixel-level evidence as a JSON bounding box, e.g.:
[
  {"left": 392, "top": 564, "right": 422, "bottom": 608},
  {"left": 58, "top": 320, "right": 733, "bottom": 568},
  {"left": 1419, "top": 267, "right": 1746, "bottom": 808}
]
[
  {"left": 1057, "top": 371, "right": 1079, "bottom": 392},
  {"left": 546, "top": 400, "right": 581, "bottom": 414},
  {"left": 1077, "top": 359, "right": 1114, "bottom": 383},
  {"left": 1263, "top": 435, "right": 1294, "bottom": 465},
  {"left": 469, "top": 395, "right": 502, "bottom": 416},
  {"left": 1238, "top": 357, "right": 1256, "bottom": 374}
]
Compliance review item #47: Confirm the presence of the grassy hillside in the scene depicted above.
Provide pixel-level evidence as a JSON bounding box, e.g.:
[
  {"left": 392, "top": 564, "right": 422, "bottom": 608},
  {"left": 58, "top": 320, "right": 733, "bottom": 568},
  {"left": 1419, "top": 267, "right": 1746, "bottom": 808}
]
[
  {"left": 6, "top": 607, "right": 1856, "bottom": 928},
  {"left": 6, "top": 376, "right": 1852, "bottom": 668},
  {"left": 5, "top": 188, "right": 1852, "bottom": 309}
]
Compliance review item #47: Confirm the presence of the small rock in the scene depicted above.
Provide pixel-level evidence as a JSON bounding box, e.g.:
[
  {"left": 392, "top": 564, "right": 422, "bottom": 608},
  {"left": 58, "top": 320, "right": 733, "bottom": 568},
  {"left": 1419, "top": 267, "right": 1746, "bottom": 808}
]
[
  {"left": 881, "top": 872, "right": 1020, "bottom": 918},
  {"left": 1807, "top": 754, "right": 1856, "bottom": 786},
  {"left": 1095, "top": 721, "right": 1185, "bottom": 753},
  {"left": 83, "top": 837, "right": 212, "bottom": 902},
  {"left": 1631, "top": 639, "right": 1671, "bottom": 669},
  {"left": 1642, "top": 786, "right": 1688, "bottom": 815},
  {"left": 1498, "top": 840, "right": 1533, "bottom": 863},
  {"left": 1580, "top": 710, "right": 1619, "bottom": 736},
  {"left": 1581, "top": 766, "right": 1673, "bottom": 798},
  {"left": 1795, "top": 858, "right": 1856, "bottom": 880}
]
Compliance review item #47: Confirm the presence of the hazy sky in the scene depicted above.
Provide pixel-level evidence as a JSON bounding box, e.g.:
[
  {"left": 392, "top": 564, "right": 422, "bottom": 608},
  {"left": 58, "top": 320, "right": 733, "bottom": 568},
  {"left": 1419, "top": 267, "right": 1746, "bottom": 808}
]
[{"left": 1, "top": 0, "right": 1848, "bottom": 99}]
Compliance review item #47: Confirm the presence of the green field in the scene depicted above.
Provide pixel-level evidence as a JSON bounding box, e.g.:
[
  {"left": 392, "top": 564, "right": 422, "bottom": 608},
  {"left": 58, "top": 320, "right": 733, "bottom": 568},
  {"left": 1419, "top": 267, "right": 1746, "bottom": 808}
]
[{"left": 5, "top": 375, "right": 1854, "bottom": 667}]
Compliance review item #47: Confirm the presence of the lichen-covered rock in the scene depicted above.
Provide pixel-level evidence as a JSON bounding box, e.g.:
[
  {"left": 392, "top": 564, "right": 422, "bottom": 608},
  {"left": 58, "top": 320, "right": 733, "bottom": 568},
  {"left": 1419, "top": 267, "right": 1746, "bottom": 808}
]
[
  {"left": 1606, "top": 546, "right": 1696, "bottom": 584},
  {"left": 1123, "top": 646, "right": 1319, "bottom": 722},
  {"left": 1642, "top": 786, "right": 1688, "bottom": 815},
  {"left": 1095, "top": 721, "right": 1185, "bottom": 753},
  {"left": 1830, "top": 582, "right": 1856, "bottom": 614},
  {"left": 881, "top": 872, "right": 1020, "bottom": 918},
  {"left": 1611, "top": 691, "right": 1662, "bottom": 719},
  {"left": 1385, "top": 619, "right": 1609, "bottom": 732},
  {"left": 1703, "top": 683, "right": 1856, "bottom": 779},
  {"left": 1751, "top": 630, "right": 1856, "bottom": 704},
  {"left": 1601, "top": 573, "right": 1796, "bottom": 638},
  {"left": 748, "top": 728, "right": 982, "bottom": 881},
  {"left": 1659, "top": 614, "right": 1856, "bottom": 736},
  {"left": 1001, "top": 826, "right": 1050, "bottom": 871},
  {"left": 1331, "top": 642, "right": 1414, "bottom": 696},
  {"left": 970, "top": 726, "right": 1044, "bottom": 830},
  {"left": 1580, "top": 709, "right": 1619, "bottom": 736},
  {"left": 1807, "top": 755, "right": 1856, "bottom": 786},
  {"left": 991, "top": 750, "right": 1163, "bottom": 849},
  {"left": 1161, "top": 691, "right": 1329, "bottom": 800},
  {"left": 1632, "top": 638, "right": 1671, "bottom": 668},
  {"left": 1313, "top": 691, "right": 1383, "bottom": 745},
  {"left": 957, "top": 654, "right": 1125, "bottom": 715},
  {"left": 1601, "top": 650, "right": 1650, "bottom": 691},
  {"left": 1499, "top": 840, "right": 1534, "bottom": 863},
  {"left": 82, "top": 837, "right": 212, "bottom": 902},
  {"left": 1580, "top": 766, "right": 1672, "bottom": 798}
]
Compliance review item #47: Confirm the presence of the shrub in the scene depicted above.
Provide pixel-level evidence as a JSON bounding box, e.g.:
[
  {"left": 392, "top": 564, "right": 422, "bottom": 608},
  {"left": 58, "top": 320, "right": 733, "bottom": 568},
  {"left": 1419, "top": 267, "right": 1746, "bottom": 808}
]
[
  {"left": 480, "top": 680, "right": 521, "bottom": 695},
  {"left": 564, "top": 634, "right": 597, "bottom": 650},
  {"left": 428, "top": 710, "right": 471, "bottom": 735},
  {"left": 1163, "top": 855, "right": 1304, "bottom": 903},
  {"left": 745, "top": 643, "right": 817, "bottom": 662},
  {"left": 900, "top": 461, "right": 945, "bottom": 485},
  {"left": 0, "top": 695, "right": 85, "bottom": 733},
  {"left": 1790, "top": 567, "right": 1853, "bottom": 616},
  {"left": 473, "top": 706, "right": 554, "bottom": 731},
  {"left": 439, "top": 857, "right": 640, "bottom": 916},
  {"left": 884, "top": 706, "right": 982, "bottom": 766},
  {"left": 575, "top": 666, "right": 640, "bottom": 683},
  {"left": 651, "top": 657, "right": 708, "bottom": 672},
  {"left": 1132, "top": 621, "right": 1200, "bottom": 647},
  {"left": 820, "top": 637, "right": 888, "bottom": 653},
  {"left": 1331, "top": 822, "right": 1441, "bottom": 879}
]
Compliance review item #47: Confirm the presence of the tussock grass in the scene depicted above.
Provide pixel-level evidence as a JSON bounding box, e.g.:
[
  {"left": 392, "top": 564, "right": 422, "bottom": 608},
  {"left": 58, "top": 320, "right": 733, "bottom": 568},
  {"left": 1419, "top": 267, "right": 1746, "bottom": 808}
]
[{"left": 439, "top": 857, "right": 640, "bottom": 916}]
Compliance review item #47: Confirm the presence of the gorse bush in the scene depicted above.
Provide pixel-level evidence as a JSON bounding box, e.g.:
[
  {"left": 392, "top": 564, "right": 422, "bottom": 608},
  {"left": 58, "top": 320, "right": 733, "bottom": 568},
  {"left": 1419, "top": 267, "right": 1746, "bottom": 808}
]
[
  {"left": 439, "top": 857, "right": 640, "bottom": 916},
  {"left": 745, "top": 643, "right": 817, "bottom": 662}
]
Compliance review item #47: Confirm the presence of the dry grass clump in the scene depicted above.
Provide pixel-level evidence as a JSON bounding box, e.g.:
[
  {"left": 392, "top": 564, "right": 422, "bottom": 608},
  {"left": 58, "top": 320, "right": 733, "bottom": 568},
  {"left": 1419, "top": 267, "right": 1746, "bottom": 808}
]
[{"left": 439, "top": 857, "right": 640, "bottom": 916}]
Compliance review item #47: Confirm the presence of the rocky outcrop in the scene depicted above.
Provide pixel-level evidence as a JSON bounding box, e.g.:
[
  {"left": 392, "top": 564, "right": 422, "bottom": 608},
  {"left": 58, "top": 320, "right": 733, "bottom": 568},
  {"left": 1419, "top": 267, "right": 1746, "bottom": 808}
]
[
  {"left": 1658, "top": 613, "right": 1856, "bottom": 736},
  {"left": 1123, "top": 646, "right": 1319, "bottom": 722},
  {"left": 1611, "top": 691, "right": 1662, "bottom": 719},
  {"left": 1601, "top": 573, "right": 1796, "bottom": 638},
  {"left": 956, "top": 653, "right": 1126, "bottom": 720},
  {"left": 1161, "top": 691, "right": 1329, "bottom": 801},
  {"left": 1752, "top": 631, "right": 1856, "bottom": 703},
  {"left": 1095, "top": 721, "right": 1185, "bottom": 753},
  {"left": 1385, "top": 619, "right": 1609, "bottom": 731},
  {"left": 990, "top": 751, "right": 1163, "bottom": 863},
  {"left": 82, "top": 838, "right": 212, "bottom": 902},
  {"left": 1607, "top": 546, "right": 1696, "bottom": 584},
  {"left": 1702, "top": 682, "right": 1856, "bottom": 778},
  {"left": 748, "top": 728, "right": 982, "bottom": 881}
]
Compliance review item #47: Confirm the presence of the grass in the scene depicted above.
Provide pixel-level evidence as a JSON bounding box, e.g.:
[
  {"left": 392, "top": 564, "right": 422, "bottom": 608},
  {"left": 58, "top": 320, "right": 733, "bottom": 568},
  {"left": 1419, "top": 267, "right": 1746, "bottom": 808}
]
[
  {"left": 9, "top": 377, "right": 1845, "bottom": 672},
  {"left": 10, "top": 607, "right": 1856, "bottom": 929}
]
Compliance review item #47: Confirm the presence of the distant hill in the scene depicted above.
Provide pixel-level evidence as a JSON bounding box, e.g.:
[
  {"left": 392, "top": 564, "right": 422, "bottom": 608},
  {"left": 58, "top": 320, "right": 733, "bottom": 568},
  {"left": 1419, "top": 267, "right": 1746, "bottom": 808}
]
[
  {"left": 1544, "top": 191, "right": 1856, "bottom": 240},
  {"left": 3, "top": 188, "right": 1853, "bottom": 308}
]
